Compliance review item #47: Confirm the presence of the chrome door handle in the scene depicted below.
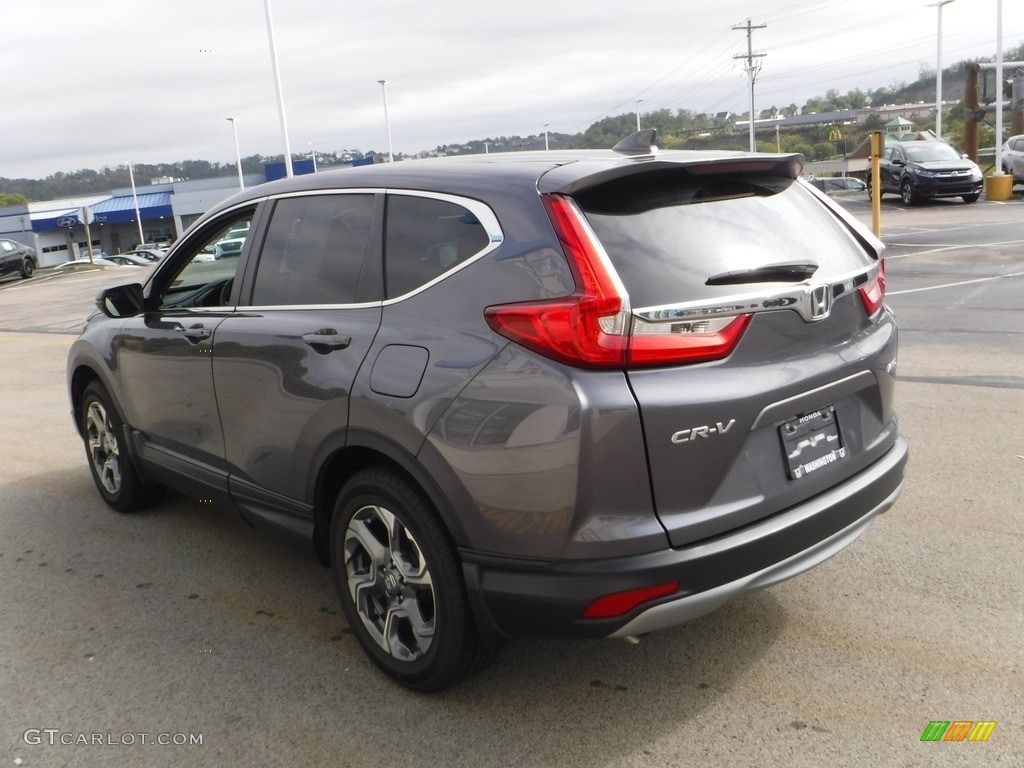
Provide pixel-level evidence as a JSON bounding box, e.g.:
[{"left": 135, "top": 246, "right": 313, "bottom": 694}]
[
  {"left": 181, "top": 324, "right": 212, "bottom": 343},
  {"left": 302, "top": 329, "right": 351, "bottom": 353}
]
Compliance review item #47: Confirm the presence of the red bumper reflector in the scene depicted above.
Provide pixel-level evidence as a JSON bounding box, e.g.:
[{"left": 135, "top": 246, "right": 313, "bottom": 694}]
[{"left": 581, "top": 581, "right": 680, "bottom": 619}]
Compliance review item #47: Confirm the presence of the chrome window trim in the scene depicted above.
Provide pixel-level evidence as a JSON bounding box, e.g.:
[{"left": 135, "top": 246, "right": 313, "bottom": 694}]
[
  {"left": 632, "top": 262, "right": 878, "bottom": 325},
  {"left": 266, "top": 188, "right": 380, "bottom": 200},
  {"left": 380, "top": 189, "right": 504, "bottom": 305},
  {"left": 236, "top": 301, "right": 384, "bottom": 311},
  {"left": 225, "top": 188, "right": 505, "bottom": 308}
]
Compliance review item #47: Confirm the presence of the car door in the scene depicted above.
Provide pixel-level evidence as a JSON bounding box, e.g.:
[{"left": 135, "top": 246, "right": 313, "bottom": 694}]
[
  {"left": 1010, "top": 138, "right": 1024, "bottom": 179},
  {"left": 882, "top": 146, "right": 901, "bottom": 191},
  {"left": 211, "top": 192, "right": 383, "bottom": 530},
  {"left": 0, "top": 240, "right": 17, "bottom": 277},
  {"left": 112, "top": 205, "right": 258, "bottom": 505}
]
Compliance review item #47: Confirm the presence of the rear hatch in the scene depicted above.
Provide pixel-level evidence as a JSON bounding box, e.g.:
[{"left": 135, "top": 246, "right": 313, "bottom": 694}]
[{"left": 548, "top": 157, "right": 898, "bottom": 547}]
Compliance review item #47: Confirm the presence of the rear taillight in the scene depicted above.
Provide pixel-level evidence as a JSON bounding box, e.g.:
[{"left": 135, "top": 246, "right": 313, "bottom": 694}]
[
  {"left": 858, "top": 258, "right": 886, "bottom": 316},
  {"left": 629, "top": 314, "right": 751, "bottom": 366},
  {"left": 484, "top": 195, "right": 750, "bottom": 369}
]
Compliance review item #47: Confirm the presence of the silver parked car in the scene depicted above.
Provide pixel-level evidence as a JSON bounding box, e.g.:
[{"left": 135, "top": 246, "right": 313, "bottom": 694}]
[
  {"left": 68, "top": 132, "right": 907, "bottom": 691},
  {"left": 1002, "top": 134, "right": 1024, "bottom": 182}
]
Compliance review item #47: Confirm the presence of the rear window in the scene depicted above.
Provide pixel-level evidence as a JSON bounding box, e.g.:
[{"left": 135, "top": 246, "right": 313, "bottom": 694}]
[{"left": 575, "top": 172, "right": 872, "bottom": 307}]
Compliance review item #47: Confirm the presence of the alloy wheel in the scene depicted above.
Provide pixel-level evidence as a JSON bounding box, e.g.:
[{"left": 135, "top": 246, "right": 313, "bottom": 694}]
[
  {"left": 85, "top": 400, "right": 121, "bottom": 496},
  {"left": 343, "top": 503, "right": 436, "bottom": 662},
  {"left": 900, "top": 181, "right": 915, "bottom": 206}
]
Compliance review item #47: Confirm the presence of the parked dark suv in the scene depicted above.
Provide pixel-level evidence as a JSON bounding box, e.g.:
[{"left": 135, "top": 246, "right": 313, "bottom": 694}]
[
  {"left": 68, "top": 132, "right": 907, "bottom": 691},
  {"left": 872, "top": 140, "right": 982, "bottom": 205}
]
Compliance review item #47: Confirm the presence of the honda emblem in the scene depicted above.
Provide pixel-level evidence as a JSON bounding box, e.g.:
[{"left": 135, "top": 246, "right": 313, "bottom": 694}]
[{"left": 808, "top": 284, "right": 833, "bottom": 320}]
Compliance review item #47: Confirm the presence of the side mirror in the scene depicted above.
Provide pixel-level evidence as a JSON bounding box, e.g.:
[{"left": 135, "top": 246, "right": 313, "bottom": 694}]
[{"left": 96, "top": 283, "right": 145, "bottom": 318}]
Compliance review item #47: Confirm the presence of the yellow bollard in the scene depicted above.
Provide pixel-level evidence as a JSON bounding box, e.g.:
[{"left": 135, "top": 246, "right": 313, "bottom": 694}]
[
  {"left": 870, "top": 132, "right": 883, "bottom": 237},
  {"left": 984, "top": 174, "right": 1014, "bottom": 201}
]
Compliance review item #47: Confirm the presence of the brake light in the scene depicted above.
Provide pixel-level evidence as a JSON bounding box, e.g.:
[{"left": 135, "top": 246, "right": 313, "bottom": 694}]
[
  {"left": 858, "top": 258, "right": 886, "bottom": 316},
  {"left": 581, "top": 581, "right": 680, "bottom": 619},
  {"left": 483, "top": 195, "right": 628, "bottom": 367},
  {"left": 484, "top": 195, "right": 750, "bottom": 369}
]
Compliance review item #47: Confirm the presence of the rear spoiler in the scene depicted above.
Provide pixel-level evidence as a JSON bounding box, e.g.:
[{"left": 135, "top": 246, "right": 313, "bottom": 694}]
[{"left": 539, "top": 152, "right": 805, "bottom": 196}]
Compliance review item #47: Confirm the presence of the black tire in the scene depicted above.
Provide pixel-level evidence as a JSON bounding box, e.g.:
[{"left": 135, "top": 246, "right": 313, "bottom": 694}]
[
  {"left": 20, "top": 258, "right": 35, "bottom": 279},
  {"left": 80, "top": 380, "right": 163, "bottom": 512},
  {"left": 330, "top": 465, "right": 494, "bottom": 692},
  {"left": 900, "top": 179, "right": 917, "bottom": 206},
  {"left": 962, "top": 193, "right": 980, "bottom": 203}
]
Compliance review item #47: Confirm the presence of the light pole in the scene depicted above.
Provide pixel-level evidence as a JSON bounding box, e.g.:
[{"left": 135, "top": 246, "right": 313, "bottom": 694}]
[
  {"left": 226, "top": 117, "right": 244, "bottom": 191},
  {"left": 635, "top": 99, "right": 643, "bottom": 131},
  {"left": 308, "top": 142, "right": 318, "bottom": 172},
  {"left": 544, "top": 123, "right": 550, "bottom": 151},
  {"left": 931, "top": 0, "right": 956, "bottom": 140},
  {"left": 995, "top": 0, "right": 1005, "bottom": 174},
  {"left": 126, "top": 161, "right": 144, "bottom": 247},
  {"left": 263, "top": 0, "right": 293, "bottom": 177},
  {"left": 378, "top": 79, "right": 394, "bottom": 162}
]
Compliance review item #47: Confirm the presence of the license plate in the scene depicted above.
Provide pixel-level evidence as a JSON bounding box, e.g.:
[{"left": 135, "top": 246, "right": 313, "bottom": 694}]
[{"left": 780, "top": 406, "right": 846, "bottom": 480}]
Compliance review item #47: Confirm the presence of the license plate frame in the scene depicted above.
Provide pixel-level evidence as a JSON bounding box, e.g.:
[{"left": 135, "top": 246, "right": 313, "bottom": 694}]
[{"left": 780, "top": 405, "right": 847, "bottom": 480}]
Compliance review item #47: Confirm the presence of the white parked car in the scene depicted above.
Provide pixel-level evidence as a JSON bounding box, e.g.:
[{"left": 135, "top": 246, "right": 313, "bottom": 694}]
[
  {"left": 1002, "top": 135, "right": 1024, "bottom": 182},
  {"left": 106, "top": 254, "right": 154, "bottom": 267}
]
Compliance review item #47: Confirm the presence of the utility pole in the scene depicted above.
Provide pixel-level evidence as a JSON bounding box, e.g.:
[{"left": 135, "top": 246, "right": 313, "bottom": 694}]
[
  {"left": 733, "top": 18, "right": 766, "bottom": 152},
  {"left": 930, "top": 0, "right": 955, "bottom": 141}
]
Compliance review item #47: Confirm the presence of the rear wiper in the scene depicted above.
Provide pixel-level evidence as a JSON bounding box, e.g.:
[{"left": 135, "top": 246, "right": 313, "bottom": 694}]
[{"left": 706, "top": 262, "right": 819, "bottom": 286}]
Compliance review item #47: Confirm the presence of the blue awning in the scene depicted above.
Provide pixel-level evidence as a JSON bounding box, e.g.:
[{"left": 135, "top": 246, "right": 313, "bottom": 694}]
[{"left": 32, "top": 192, "right": 173, "bottom": 232}]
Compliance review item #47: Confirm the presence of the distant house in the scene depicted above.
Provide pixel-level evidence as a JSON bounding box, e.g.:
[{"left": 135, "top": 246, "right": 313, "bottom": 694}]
[{"left": 885, "top": 116, "right": 916, "bottom": 138}]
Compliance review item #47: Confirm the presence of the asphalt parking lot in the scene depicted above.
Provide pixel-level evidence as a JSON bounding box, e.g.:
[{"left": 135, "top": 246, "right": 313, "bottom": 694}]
[{"left": 1, "top": 197, "right": 1022, "bottom": 767}]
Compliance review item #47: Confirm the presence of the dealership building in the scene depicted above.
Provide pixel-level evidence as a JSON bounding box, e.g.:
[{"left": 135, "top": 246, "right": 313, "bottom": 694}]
[{"left": 0, "top": 161, "right": 316, "bottom": 266}]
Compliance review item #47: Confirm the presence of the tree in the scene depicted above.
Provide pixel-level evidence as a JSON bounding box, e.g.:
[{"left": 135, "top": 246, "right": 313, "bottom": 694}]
[
  {"left": 846, "top": 89, "right": 869, "bottom": 109},
  {"left": 0, "top": 193, "right": 28, "bottom": 207},
  {"left": 822, "top": 89, "right": 849, "bottom": 111}
]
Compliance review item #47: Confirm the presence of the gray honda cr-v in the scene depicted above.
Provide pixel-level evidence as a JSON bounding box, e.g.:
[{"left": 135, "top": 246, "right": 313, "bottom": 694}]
[{"left": 68, "top": 131, "right": 907, "bottom": 691}]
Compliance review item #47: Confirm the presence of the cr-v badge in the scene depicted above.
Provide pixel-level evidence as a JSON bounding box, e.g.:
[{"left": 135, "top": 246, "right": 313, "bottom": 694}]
[{"left": 671, "top": 420, "right": 736, "bottom": 444}]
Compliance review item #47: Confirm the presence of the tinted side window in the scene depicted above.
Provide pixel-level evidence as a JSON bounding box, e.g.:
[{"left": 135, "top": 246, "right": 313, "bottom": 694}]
[
  {"left": 384, "top": 195, "right": 490, "bottom": 298},
  {"left": 159, "top": 209, "right": 254, "bottom": 309},
  {"left": 251, "top": 194, "right": 375, "bottom": 306}
]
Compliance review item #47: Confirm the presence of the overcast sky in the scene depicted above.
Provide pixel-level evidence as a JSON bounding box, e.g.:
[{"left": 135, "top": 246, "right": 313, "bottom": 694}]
[{"left": 2, "top": 0, "right": 1022, "bottom": 180}]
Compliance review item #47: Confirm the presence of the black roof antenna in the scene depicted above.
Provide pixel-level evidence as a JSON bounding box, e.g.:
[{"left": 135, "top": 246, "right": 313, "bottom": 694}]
[{"left": 613, "top": 129, "right": 658, "bottom": 155}]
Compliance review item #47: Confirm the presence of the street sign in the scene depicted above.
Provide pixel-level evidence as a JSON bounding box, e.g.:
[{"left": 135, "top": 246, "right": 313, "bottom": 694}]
[{"left": 79, "top": 206, "right": 95, "bottom": 226}]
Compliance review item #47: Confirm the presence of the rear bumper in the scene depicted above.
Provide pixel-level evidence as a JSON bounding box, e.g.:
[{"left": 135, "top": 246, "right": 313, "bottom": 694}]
[{"left": 462, "top": 435, "right": 908, "bottom": 642}]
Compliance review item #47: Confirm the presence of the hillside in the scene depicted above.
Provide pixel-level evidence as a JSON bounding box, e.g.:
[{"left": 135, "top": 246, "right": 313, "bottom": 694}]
[{"left": 3, "top": 44, "right": 1022, "bottom": 202}]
